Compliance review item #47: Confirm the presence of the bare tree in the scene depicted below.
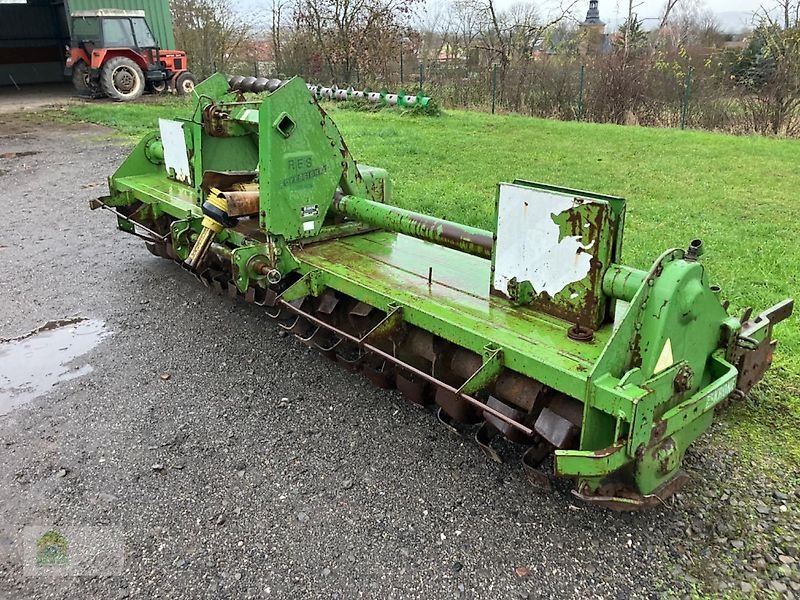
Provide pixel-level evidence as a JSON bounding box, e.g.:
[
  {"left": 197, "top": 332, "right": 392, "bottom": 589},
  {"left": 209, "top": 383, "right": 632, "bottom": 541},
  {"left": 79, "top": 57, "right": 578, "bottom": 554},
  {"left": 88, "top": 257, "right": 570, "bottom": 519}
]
[
  {"left": 623, "top": 0, "right": 644, "bottom": 56},
  {"left": 758, "top": 0, "right": 800, "bottom": 28},
  {"left": 659, "top": 4, "right": 726, "bottom": 48},
  {"left": 292, "top": 0, "right": 420, "bottom": 82},
  {"left": 171, "top": 0, "right": 253, "bottom": 78},
  {"left": 414, "top": 0, "right": 452, "bottom": 63},
  {"left": 271, "top": 0, "right": 291, "bottom": 74},
  {"left": 659, "top": 0, "right": 682, "bottom": 29}
]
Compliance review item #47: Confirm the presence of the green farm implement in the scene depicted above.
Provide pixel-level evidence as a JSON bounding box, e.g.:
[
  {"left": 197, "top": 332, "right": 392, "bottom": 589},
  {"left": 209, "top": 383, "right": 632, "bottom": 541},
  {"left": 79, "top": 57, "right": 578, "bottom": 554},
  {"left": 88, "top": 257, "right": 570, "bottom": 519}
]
[
  {"left": 93, "top": 73, "right": 793, "bottom": 510},
  {"left": 226, "top": 75, "right": 432, "bottom": 109}
]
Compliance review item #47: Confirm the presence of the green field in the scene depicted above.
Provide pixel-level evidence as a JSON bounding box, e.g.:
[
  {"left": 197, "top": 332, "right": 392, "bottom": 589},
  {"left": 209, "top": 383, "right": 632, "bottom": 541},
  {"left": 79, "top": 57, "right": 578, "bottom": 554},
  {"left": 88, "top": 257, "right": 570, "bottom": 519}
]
[{"left": 56, "top": 98, "right": 800, "bottom": 474}]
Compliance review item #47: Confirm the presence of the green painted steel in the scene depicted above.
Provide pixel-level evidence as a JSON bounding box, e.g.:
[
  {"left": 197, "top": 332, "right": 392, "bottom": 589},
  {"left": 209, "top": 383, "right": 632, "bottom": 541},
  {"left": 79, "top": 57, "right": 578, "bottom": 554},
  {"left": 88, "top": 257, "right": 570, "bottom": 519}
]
[
  {"left": 67, "top": 0, "right": 175, "bottom": 49},
  {"left": 95, "top": 73, "right": 793, "bottom": 509},
  {"left": 332, "top": 194, "right": 493, "bottom": 259}
]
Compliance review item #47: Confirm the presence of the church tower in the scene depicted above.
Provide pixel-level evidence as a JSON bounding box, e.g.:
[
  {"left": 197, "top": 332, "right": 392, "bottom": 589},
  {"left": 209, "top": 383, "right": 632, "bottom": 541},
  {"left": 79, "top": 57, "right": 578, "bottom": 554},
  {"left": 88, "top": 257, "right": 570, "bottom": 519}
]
[
  {"left": 579, "top": 0, "right": 606, "bottom": 55},
  {"left": 583, "top": 0, "right": 604, "bottom": 26}
]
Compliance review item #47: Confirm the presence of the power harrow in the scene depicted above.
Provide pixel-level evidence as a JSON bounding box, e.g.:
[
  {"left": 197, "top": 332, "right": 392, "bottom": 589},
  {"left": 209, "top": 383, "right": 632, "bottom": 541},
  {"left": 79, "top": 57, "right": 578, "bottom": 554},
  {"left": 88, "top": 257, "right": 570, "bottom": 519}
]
[{"left": 92, "top": 73, "right": 793, "bottom": 510}]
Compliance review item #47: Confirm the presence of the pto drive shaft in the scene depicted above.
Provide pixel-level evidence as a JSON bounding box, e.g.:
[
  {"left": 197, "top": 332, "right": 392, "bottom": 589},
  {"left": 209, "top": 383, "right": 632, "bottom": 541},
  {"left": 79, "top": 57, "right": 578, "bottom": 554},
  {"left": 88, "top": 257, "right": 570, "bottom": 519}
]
[{"left": 184, "top": 189, "right": 238, "bottom": 270}]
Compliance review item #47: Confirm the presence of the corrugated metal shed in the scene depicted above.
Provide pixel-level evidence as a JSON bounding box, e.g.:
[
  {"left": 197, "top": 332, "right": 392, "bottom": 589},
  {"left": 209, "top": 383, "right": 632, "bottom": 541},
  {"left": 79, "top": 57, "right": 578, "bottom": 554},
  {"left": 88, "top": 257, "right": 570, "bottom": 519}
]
[
  {"left": 66, "top": 0, "right": 175, "bottom": 49},
  {"left": 0, "top": 0, "right": 175, "bottom": 87},
  {"left": 0, "top": 1, "right": 69, "bottom": 85}
]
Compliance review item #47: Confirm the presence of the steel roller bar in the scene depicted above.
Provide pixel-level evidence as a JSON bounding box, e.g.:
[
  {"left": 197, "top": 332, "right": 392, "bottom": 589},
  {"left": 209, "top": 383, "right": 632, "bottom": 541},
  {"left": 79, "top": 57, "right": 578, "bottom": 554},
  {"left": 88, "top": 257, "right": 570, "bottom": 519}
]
[
  {"left": 332, "top": 193, "right": 493, "bottom": 259},
  {"left": 227, "top": 75, "right": 430, "bottom": 107},
  {"left": 276, "top": 298, "right": 535, "bottom": 437}
]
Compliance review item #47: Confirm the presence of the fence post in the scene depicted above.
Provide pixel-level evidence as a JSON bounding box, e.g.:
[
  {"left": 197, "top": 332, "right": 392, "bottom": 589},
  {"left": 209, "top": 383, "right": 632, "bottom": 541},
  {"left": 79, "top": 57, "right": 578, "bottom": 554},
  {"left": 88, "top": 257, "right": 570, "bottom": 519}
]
[
  {"left": 681, "top": 66, "right": 693, "bottom": 130},
  {"left": 491, "top": 63, "right": 498, "bottom": 114},
  {"left": 400, "top": 50, "right": 404, "bottom": 85},
  {"left": 419, "top": 63, "right": 423, "bottom": 90},
  {"left": 577, "top": 64, "right": 586, "bottom": 121}
]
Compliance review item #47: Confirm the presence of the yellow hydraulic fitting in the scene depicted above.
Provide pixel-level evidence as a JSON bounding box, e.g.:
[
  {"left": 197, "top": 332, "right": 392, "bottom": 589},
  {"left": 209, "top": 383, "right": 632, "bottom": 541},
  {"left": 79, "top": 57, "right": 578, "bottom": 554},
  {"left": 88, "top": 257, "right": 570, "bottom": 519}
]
[{"left": 183, "top": 188, "right": 236, "bottom": 270}]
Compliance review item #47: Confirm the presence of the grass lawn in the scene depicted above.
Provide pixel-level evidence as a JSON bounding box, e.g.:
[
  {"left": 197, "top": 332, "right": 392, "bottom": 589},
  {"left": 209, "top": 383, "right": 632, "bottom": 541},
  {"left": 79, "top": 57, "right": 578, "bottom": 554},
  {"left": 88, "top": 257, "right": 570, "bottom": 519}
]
[{"left": 55, "top": 98, "right": 800, "bottom": 476}]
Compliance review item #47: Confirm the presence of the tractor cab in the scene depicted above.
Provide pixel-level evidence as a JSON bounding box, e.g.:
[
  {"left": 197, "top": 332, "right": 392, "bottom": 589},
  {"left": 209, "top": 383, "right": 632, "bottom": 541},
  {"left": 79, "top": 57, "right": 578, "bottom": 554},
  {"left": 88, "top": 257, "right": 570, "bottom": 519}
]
[{"left": 66, "top": 9, "right": 196, "bottom": 101}]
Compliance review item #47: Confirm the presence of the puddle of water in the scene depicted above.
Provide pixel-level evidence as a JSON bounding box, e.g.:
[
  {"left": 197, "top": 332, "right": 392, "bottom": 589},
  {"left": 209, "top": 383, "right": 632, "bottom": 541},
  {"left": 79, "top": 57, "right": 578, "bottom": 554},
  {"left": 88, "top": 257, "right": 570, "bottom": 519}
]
[{"left": 0, "top": 318, "right": 109, "bottom": 416}]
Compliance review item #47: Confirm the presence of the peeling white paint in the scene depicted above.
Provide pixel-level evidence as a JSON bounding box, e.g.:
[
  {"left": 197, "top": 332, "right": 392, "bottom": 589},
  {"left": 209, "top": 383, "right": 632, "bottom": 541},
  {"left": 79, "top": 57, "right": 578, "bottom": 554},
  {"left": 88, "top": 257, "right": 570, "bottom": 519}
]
[
  {"left": 613, "top": 300, "right": 630, "bottom": 331},
  {"left": 159, "top": 119, "right": 192, "bottom": 184},
  {"left": 493, "top": 184, "right": 595, "bottom": 298},
  {"left": 654, "top": 338, "right": 674, "bottom": 374}
]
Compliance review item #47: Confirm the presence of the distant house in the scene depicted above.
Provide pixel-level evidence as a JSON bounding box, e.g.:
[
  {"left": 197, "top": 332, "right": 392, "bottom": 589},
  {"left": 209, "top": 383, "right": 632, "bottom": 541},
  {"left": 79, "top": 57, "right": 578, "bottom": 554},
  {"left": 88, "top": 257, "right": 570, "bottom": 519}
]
[
  {"left": 240, "top": 39, "right": 275, "bottom": 76},
  {"left": 722, "top": 39, "right": 747, "bottom": 51}
]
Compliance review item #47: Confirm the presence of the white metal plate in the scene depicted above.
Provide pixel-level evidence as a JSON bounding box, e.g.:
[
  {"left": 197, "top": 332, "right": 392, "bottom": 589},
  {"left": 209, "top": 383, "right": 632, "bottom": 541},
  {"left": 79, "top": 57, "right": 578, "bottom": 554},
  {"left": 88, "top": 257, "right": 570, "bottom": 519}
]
[
  {"left": 158, "top": 118, "right": 191, "bottom": 184},
  {"left": 493, "top": 183, "right": 595, "bottom": 298}
]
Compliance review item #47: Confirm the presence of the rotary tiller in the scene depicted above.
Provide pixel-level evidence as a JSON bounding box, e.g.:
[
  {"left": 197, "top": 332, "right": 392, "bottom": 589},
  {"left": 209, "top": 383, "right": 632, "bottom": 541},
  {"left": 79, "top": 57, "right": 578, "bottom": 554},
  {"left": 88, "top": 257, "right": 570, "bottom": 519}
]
[{"left": 91, "top": 73, "right": 793, "bottom": 510}]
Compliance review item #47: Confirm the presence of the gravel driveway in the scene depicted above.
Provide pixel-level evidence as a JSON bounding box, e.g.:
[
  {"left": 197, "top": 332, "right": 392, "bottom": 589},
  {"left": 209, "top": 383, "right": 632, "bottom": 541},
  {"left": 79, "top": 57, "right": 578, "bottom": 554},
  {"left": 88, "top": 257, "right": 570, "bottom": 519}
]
[{"left": 0, "top": 114, "right": 796, "bottom": 600}]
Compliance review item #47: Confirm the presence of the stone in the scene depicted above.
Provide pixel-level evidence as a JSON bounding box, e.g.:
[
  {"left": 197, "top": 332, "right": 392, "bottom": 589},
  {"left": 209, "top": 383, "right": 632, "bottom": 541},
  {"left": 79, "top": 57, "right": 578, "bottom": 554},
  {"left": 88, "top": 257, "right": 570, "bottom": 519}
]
[
  {"left": 740, "top": 582, "right": 753, "bottom": 594},
  {"left": 770, "top": 581, "right": 788, "bottom": 594}
]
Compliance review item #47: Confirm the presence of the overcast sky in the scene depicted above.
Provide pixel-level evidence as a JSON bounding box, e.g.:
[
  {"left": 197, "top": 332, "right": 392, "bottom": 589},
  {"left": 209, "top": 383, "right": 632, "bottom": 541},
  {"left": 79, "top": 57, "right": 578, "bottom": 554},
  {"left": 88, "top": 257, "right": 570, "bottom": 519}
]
[
  {"left": 234, "top": 0, "right": 773, "bottom": 33},
  {"left": 424, "top": 0, "right": 772, "bottom": 31},
  {"left": 582, "top": 0, "right": 762, "bottom": 23},
  {"left": 524, "top": 0, "right": 770, "bottom": 30}
]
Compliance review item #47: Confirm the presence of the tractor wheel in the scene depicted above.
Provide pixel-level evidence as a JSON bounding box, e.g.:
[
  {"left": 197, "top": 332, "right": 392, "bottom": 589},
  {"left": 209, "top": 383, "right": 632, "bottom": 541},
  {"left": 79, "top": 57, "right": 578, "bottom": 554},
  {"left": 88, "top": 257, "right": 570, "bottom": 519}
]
[
  {"left": 149, "top": 79, "right": 167, "bottom": 94},
  {"left": 100, "top": 57, "right": 145, "bottom": 101},
  {"left": 71, "top": 62, "right": 99, "bottom": 97},
  {"left": 174, "top": 72, "right": 197, "bottom": 96}
]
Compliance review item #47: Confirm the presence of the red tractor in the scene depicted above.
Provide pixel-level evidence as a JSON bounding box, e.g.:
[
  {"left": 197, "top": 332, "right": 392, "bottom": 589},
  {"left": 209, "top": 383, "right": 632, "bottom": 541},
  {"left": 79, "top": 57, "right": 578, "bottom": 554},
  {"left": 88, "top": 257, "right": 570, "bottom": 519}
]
[{"left": 65, "top": 9, "right": 196, "bottom": 101}]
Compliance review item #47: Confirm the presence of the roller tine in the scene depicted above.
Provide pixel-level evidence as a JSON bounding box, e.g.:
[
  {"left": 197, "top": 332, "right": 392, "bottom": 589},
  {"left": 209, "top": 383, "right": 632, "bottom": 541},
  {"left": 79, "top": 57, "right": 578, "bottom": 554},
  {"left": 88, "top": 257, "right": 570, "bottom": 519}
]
[
  {"left": 522, "top": 443, "right": 554, "bottom": 490},
  {"left": 315, "top": 336, "right": 343, "bottom": 352},
  {"left": 335, "top": 347, "right": 366, "bottom": 365},
  {"left": 296, "top": 325, "right": 320, "bottom": 343},
  {"left": 187, "top": 265, "right": 210, "bottom": 287},
  {"left": 436, "top": 407, "right": 461, "bottom": 436},
  {"left": 475, "top": 422, "right": 503, "bottom": 464},
  {"left": 278, "top": 315, "right": 301, "bottom": 331},
  {"left": 288, "top": 315, "right": 313, "bottom": 336},
  {"left": 245, "top": 287, "right": 256, "bottom": 303}
]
